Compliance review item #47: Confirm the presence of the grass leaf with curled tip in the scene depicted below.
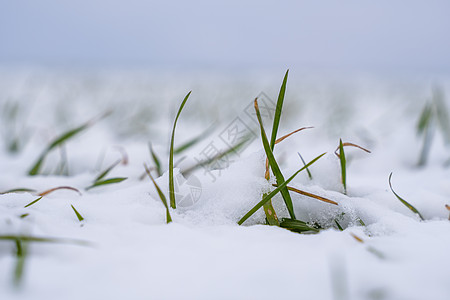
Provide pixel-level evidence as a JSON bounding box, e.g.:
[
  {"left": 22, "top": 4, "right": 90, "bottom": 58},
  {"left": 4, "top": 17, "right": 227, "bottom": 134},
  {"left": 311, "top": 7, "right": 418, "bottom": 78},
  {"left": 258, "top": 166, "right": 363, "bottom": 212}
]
[
  {"left": 169, "top": 91, "right": 191, "bottom": 209},
  {"left": 254, "top": 98, "right": 295, "bottom": 219},
  {"left": 38, "top": 186, "right": 81, "bottom": 197},
  {"left": 238, "top": 152, "right": 326, "bottom": 225},
  {"left": 274, "top": 127, "right": 313, "bottom": 145},
  {"left": 334, "top": 142, "right": 371, "bottom": 157},
  {"left": 149, "top": 143, "right": 162, "bottom": 177},
  {"left": 0, "top": 188, "right": 36, "bottom": 195},
  {"left": 144, "top": 164, "right": 172, "bottom": 224},
  {"left": 388, "top": 173, "right": 424, "bottom": 220},
  {"left": 279, "top": 218, "right": 319, "bottom": 233},
  {"left": 272, "top": 184, "right": 338, "bottom": 205},
  {"left": 86, "top": 177, "right": 127, "bottom": 190},
  {"left": 71, "top": 204, "right": 84, "bottom": 222},
  {"left": 24, "top": 196, "right": 43, "bottom": 208}
]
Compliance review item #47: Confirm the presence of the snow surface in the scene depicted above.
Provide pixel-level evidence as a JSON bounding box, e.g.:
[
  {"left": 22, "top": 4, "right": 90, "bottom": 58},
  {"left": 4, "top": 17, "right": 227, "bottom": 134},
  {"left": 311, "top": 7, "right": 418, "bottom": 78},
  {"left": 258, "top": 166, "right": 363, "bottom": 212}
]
[{"left": 1, "top": 69, "right": 450, "bottom": 300}]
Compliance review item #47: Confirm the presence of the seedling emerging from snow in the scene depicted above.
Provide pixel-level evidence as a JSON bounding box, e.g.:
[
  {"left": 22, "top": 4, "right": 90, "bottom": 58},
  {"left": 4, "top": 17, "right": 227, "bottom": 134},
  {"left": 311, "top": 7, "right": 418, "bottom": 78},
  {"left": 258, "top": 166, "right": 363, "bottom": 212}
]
[
  {"left": 169, "top": 91, "right": 191, "bottom": 209},
  {"left": 144, "top": 164, "right": 172, "bottom": 224},
  {"left": 28, "top": 112, "right": 110, "bottom": 176},
  {"left": 254, "top": 97, "right": 295, "bottom": 220},
  {"left": 335, "top": 140, "right": 371, "bottom": 194},
  {"left": 86, "top": 160, "right": 127, "bottom": 190},
  {"left": 238, "top": 152, "right": 326, "bottom": 225},
  {"left": 24, "top": 186, "right": 81, "bottom": 208},
  {"left": 388, "top": 172, "right": 424, "bottom": 221}
]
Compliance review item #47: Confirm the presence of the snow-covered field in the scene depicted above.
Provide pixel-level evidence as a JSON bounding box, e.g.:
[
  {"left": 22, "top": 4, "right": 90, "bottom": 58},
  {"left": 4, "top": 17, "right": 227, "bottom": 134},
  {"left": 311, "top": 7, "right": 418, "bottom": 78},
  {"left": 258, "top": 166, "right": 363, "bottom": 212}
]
[{"left": 1, "top": 69, "right": 450, "bottom": 300}]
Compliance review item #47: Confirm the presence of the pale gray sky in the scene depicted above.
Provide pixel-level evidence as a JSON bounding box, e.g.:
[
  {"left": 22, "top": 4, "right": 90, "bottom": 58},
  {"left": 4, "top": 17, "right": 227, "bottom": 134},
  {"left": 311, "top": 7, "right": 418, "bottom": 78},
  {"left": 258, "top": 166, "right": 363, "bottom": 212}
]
[{"left": 1, "top": 0, "right": 449, "bottom": 72}]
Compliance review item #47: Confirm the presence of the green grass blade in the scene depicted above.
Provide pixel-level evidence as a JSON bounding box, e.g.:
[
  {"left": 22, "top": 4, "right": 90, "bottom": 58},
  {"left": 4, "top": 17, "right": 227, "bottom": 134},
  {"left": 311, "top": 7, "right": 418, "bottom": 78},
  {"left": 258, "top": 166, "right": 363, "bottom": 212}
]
[
  {"left": 86, "top": 177, "right": 127, "bottom": 190},
  {"left": 149, "top": 143, "right": 162, "bottom": 177},
  {"left": 279, "top": 218, "right": 319, "bottom": 233},
  {"left": 0, "top": 188, "right": 36, "bottom": 195},
  {"left": 71, "top": 204, "right": 84, "bottom": 222},
  {"left": 334, "top": 220, "right": 344, "bottom": 231},
  {"left": 24, "top": 196, "right": 43, "bottom": 208},
  {"left": 338, "top": 139, "right": 347, "bottom": 194},
  {"left": 417, "top": 102, "right": 433, "bottom": 135},
  {"left": 238, "top": 152, "right": 326, "bottom": 225},
  {"left": 388, "top": 173, "right": 424, "bottom": 220},
  {"left": 14, "top": 239, "right": 26, "bottom": 287},
  {"left": 0, "top": 235, "right": 91, "bottom": 246},
  {"left": 298, "top": 152, "right": 313, "bottom": 179},
  {"left": 29, "top": 122, "right": 91, "bottom": 176},
  {"left": 169, "top": 91, "right": 191, "bottom": 209},
  {"left": 270, "top": 69, "right": 289, "bottom": 149},
  {"left": 95, "top": 159, "right": 122, "bottom": 182},
  {"left": 255, "top": 99, "right": 296, "bottom": 219},
  {"left": 144, "top": 164, "right": 172, "bottom": 223}
]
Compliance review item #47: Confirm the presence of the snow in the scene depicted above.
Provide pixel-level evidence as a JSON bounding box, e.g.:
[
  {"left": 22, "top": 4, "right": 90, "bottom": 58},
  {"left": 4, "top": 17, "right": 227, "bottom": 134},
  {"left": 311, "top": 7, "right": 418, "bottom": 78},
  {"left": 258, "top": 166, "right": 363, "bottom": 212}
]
[{"left": 1, "top": 69, "right": 450, "bottom": 300}]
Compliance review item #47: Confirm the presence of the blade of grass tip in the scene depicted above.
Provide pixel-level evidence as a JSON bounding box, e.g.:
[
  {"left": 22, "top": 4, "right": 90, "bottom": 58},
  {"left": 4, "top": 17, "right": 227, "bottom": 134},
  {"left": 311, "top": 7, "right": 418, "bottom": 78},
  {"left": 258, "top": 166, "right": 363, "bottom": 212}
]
[
  {"left": 274, "top": 127, "right": 313, "bottom": 145},
  {"left": 272, "top": 184, "right": 338, "bottom": 205},
  {"left": 255, "top": 98, "right": 296, "bottom": 219},
  {"left": 335, "top": 220, "right": 344, "bottom": 231},
  {"left": 95, "top": 159, "right": 122, "bottom": 182},
  {"left": 169, "top": 91, "right": 191, "bottom": 209},
  {"left": 238, "top": 152, "right": 326, "bottom": 225},
  {"left": 298, "top": 152, "right": 313, "bottom": 179},
  {"left": 24, "top": 196, "right": 43, "bottom": 208},
  {"left": 71, "top": 204, "right": 84, "bottom": 222},
  {"left": 388, "top": 173, "right": 424, "bottom": 220},
  {"left": 149, "top": 143, "right": 162, "bottom": 177},
  {"left": 417, "top": 102, "right": 433, "bottom": 135},
  {"left": 38, "top": 186, "right": 81, "bottom": 197},
  {"left": 0, "top": 188, "right": 36, "bottom": 195},
  {"left": 86, "top": 177, "right": 127, "bottom": 190},
  {"left": 338, "top": 139, "right": 347, "bottom": 194},
  {"left": 144, "top": 164, "right": 172, "bottom": 223},
  {"left": 270, "top": 69, "right": 289, "bottom": 149}
]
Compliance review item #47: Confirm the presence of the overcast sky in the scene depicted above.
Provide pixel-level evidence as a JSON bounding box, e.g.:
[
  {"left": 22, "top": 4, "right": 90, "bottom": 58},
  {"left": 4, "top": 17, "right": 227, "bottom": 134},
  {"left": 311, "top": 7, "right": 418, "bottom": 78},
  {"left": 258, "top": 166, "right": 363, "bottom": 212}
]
[{"left": 1, "top": 0, "right": 449, "bottom": 73}]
